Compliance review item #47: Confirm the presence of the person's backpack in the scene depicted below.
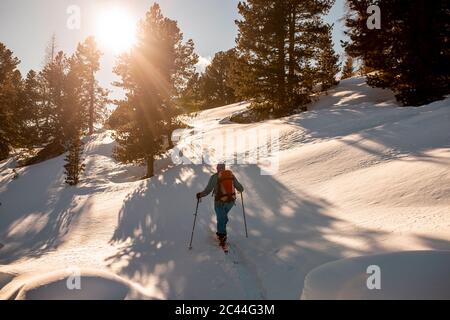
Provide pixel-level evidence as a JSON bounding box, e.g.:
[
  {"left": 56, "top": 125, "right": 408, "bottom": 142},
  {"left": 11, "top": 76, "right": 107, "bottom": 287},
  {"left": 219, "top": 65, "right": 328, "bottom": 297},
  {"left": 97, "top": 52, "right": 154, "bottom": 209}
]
[{"left": 216, "top": 170, "right": 236, "bottom": 203}]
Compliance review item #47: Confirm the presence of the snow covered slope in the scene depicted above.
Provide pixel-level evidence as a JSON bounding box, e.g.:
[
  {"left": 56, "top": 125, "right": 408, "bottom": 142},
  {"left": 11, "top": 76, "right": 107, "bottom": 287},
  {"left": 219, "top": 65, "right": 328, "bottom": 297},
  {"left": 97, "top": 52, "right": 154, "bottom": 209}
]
[
  {"left": 0, "top": 77, "right": 449, "bottom": 299},
  {"left": 301, "top": 250, "right": 450, "bottom": 300}
]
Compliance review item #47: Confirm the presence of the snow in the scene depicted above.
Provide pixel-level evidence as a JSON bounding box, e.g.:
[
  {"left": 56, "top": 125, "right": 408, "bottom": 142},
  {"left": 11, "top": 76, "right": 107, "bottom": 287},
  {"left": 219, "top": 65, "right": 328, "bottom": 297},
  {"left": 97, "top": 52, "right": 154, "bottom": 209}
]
[
  {"left": 302, "top": 251, "right": 450, "bottom": 300},
  {"left": 12, "top": 268, "right": 152, "bottom": 300},
  {"left": 0, "top": 77, "right": 449, "bottom": 299}
]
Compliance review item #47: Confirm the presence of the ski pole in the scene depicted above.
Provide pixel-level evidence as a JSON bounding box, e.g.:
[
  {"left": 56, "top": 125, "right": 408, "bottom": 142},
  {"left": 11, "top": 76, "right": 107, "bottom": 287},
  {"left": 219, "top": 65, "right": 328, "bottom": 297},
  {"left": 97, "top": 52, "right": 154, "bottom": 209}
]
[
  {"left": 189, "top": 199, "right": 200, "bottom": 250},
  {"left": 240, "top": 192, "right": 248, "bottom": 238}
]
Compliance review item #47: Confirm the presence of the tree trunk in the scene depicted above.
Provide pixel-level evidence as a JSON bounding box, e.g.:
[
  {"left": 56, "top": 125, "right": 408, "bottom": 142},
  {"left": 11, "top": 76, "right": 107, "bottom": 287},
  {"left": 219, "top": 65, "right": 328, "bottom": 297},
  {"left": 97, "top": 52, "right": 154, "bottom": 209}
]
[
  {"left": 287, "top": 4, "right": 296, "bottom": 95},
  {"left": 278, "top": 32, "right": 286, "bottom": 110},
  {"left": 276, "top": 2, "right": 287, "bottom": 111},
  {"left": 146, "top": 155, "right": 154, "bottom": 178},
  {"left": 88, "top": 73, "right": 95, "bottom": 135}
]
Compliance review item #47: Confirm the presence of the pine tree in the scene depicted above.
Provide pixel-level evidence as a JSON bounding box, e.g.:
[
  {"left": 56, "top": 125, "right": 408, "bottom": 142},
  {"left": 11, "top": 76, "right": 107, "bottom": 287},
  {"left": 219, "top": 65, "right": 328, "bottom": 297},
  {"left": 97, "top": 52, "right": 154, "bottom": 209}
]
[
  {"left": 45, "top": 34, "right": 58, "bottom": 64},
  {"left": 63, "top": 56, "right": 84, "bottom": 139},
  {"left": 344, "top": 0, "right": 450, "bottom": 106},
  {"left": 40, "top": 51, "right": 80, "bottom": 142},
  {"left": 199, "top": 49, "right": 239, "bottom": 109},
  {"left": 179, "top": 49, "right": 240, "bottom": 112},
  {"left": 40, "top": 51, "right": 69, "bottom": 146},
  {"left": 38, "top": 34, "right": 59, "bottom": 141},
  {"left": 113, "top": 3, "right": 198, "bottom": 177},
  {"left": 19, "top": 70, "right": 43, "bottom": 146},
  {"left": 341, "top": 55, "right": 354, "bottom": 80},
  {"left": 177, "top": 72, "right": 202, "bottom": 112},
  {"left": 232, "top": 0, "right": 335, "bottom": 116},
  {"left": 0, "top": 38, "right": 97, "bottom": 166},
  {"left": 316, "top": 24, "right": 340, "bottom": 90},
  {"left": 0, "top": 43, "right": 22, "bottom": 160},
  {"left": 62, "top": 54, "right": 86, "bottom": 186},
  {"left": 30, "top": 48, "right": 86, "bottom": 165},
  {"left": 73, "top": 37, "right": 109, "bottom": 135},
  {"left": 64, "top": 136, "right": 85, "bottom": 186},
  {"left": 233, "top": 0, "right": 288, "bottom": 112}
]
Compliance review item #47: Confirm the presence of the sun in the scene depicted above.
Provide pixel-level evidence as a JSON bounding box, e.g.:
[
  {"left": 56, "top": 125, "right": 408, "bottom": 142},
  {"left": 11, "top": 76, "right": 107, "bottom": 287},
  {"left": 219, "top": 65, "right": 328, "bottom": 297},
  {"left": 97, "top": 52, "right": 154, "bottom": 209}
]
[{"left": 96, "top": 8, "right": 136, "bottom": 54}]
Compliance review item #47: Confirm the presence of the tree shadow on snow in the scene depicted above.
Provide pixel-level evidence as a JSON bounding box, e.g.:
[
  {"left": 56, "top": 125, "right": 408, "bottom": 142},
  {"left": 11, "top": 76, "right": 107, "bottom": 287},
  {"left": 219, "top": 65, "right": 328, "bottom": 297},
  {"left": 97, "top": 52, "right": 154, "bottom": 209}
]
[
  {"left": 0, "top": 157, "right": 99, "bottom": 264},
  {"left": 104, "top": 164, "right": 418, "bottom": 299},
  {"left": 281, "top": 77, "right": 449, "bottom": 164}
]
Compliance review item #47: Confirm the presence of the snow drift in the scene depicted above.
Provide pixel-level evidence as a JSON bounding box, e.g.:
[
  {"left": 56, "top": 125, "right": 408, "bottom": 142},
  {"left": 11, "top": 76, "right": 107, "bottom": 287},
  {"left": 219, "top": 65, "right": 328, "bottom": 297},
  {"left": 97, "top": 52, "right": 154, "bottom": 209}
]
[
  {"left": 302, "top": 250, "right": 450, "bottom": 300},
  {"left": 11, "top": 268, "right": 152, "bottom": 300}
]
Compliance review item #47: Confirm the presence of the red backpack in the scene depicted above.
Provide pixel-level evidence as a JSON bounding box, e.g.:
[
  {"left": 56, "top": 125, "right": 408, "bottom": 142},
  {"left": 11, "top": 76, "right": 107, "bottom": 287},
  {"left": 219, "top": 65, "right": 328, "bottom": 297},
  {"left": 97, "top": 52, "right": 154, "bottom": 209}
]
[{"left": 216, "top": 170, "right": 237, "bottom": 203}]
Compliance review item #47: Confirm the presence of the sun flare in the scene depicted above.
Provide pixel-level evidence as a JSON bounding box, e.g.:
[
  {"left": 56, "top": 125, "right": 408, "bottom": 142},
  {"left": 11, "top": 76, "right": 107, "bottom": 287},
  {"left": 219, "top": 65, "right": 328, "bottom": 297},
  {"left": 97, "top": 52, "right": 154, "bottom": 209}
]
[{"left": 96, "top": 8, "right": 136, "bottom": 54}]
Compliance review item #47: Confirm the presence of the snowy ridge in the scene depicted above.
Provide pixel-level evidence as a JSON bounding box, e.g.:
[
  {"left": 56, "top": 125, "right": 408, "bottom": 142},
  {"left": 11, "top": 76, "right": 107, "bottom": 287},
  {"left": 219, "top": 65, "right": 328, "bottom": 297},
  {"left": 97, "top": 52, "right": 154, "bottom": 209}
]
[{"left": 1, "top": 77, "right": 449, "bottom": 299}]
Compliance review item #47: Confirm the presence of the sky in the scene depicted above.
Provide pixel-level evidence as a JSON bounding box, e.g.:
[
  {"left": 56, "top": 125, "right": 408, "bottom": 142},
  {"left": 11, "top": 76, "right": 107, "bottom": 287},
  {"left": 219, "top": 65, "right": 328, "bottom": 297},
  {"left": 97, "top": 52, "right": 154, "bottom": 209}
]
[{"left": 0, "top": 0, "right": 347, "bottom": 101}]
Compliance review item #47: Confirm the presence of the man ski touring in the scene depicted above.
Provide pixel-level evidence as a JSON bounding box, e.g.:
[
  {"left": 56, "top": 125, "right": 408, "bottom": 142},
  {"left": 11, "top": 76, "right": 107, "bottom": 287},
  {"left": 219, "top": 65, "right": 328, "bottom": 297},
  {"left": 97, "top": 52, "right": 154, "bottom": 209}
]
[{"left": 196, "top": 164, "right": 244, "bottom": 249}]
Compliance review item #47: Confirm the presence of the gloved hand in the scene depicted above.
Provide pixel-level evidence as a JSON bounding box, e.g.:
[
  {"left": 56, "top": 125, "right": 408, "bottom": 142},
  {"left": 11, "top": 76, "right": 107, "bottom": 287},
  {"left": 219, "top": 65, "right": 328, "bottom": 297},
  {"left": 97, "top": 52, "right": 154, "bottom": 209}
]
[{"left": 196, "top": 192, "right": 203, "bottom": 200}]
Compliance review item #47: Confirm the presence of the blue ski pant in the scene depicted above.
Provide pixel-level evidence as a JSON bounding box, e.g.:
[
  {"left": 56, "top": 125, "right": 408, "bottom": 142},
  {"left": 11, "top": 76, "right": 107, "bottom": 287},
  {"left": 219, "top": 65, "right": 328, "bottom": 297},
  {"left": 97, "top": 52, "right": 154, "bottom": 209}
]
[{"left": 214, "top": 201, "right": 234, "bottom": 235}]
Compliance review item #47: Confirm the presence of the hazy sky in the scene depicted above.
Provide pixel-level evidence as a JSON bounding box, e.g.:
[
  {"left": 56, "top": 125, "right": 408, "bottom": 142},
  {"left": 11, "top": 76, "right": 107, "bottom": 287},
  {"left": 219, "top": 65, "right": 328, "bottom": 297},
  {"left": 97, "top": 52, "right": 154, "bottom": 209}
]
[{"left": 0, "top": 0, "right": 347, "bottom": 100}]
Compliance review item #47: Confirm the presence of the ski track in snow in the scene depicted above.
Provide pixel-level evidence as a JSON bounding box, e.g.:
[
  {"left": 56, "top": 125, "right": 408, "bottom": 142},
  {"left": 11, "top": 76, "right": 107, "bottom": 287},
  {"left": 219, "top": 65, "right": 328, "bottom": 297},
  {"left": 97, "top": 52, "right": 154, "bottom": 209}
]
[
  {"left": 208, "top": 232, "right": 266, "bottom": 300},
  {"left": 225, "top": 243, "right": 266, "bottom": 300}
]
